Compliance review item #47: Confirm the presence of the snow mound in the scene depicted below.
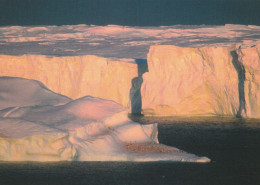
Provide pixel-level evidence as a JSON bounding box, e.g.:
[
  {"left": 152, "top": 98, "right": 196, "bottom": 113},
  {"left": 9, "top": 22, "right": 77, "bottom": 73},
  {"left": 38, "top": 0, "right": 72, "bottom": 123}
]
[
  {"left": 0, "top": 77, "right": 209, "bottom": 162},
  {"left": 0, "top": 76, "right": 71, "bottom": 110}
]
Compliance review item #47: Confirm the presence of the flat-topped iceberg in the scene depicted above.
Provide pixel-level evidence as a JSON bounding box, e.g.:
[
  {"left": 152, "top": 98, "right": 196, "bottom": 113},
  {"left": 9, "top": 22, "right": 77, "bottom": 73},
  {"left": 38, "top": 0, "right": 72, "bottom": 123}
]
[
  {"left": 141, "top": 44, "right": 260, "bottom": 118},
  {"left": 0, "top": 77, "right": 209, "bottom": 162},
  {"left": 1, "top": 24, "right": 259, "bottom": 118}
]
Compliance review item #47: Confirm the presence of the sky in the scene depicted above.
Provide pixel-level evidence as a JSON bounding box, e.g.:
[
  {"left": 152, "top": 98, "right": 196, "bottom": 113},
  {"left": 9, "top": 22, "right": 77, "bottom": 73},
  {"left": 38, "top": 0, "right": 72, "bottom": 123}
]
[{"left": 0, "top": 0, "right": 260, "bottom": 26}]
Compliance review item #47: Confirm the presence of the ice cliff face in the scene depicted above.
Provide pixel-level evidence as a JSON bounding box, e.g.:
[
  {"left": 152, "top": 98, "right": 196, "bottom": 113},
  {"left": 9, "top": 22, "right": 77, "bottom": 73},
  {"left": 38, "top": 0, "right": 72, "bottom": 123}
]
[
  {"left": 0, "top": 55, "right": 137, "bottom": 108},
  {"left": 0, "top": 77, "right": 209, "bottom": 162},
  {"left": 1, "top": 45, "right": 260, "bottom": 118},
  {"left": 241, "top": 45, "right": 260, "bottom": 118},
  {"left": 141, "top": 44, "right": 260, "bottom": 118}
]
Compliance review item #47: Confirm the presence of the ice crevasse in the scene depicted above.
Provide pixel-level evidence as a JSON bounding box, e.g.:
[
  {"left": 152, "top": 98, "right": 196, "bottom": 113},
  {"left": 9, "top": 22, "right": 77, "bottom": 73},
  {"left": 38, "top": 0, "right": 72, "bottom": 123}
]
[{"left": 0, "top": 77, "right": 209, "bottom": 162}]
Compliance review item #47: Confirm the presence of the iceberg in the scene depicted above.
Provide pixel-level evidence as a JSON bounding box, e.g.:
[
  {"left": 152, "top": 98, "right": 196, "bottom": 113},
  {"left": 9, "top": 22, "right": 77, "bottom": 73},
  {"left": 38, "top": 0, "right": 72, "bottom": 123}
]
[
  {"left": 141, "top": 44, "right": 260, "bottom": 118},
  {"left": 0, "top": 24, "right": 259, "bottom": 118},
  {"left": 0, "top": 77, "right": 209, "bottom": 162}
]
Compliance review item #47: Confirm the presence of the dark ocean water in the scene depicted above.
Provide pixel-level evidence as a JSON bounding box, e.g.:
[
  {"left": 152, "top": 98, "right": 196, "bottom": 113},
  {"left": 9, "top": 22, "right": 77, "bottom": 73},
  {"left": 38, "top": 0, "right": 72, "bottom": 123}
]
[
  {"left": 0, "top": 0, "right": 260, "bottom": 26},
  {"left": 0, "top": 117, "right": 259, "bottom": 185}
]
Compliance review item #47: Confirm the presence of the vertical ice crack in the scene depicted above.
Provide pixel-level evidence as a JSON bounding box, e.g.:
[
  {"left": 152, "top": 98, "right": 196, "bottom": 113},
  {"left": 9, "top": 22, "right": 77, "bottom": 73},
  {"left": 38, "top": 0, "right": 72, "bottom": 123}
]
[
  {"left": 230, "top": 50, "right": 246, "bottom": 118},
  {"left": 129, "top": 59, "right": 148, "bottom": 114}
]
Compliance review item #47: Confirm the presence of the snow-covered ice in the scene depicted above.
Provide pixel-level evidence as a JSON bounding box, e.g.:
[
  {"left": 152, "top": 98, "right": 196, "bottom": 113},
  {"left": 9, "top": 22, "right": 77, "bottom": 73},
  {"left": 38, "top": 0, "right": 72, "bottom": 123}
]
[
  {"left": 0, "top": 77, "right": 210, "bottom": 162},
  {"left": 0, "top": 24, "right": 259, "bottom": 58}
]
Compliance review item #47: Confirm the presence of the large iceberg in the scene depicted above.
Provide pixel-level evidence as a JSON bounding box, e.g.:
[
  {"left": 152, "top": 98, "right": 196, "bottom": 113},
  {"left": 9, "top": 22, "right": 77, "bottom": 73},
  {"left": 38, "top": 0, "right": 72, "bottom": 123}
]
[
  {"left": 141, "top": 44, "right": 260, "bottom": 118},
  {"left": 0, "top": 24, "right": 259, "bottom": 118},
  {"left": 0, "top": 77, "right": 209, "bottom": 162}
]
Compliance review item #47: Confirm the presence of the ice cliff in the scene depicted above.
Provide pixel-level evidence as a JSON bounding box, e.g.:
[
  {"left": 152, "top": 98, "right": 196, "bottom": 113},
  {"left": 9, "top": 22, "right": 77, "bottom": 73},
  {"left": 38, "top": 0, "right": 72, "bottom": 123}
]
[
  {"left": 0, "top": 46, "right": 260, "bottom": 118},
  {"left": 141, "top": 44, "right": 260, "bottom": 118},
  {"left": 0, "top": 24, "right": 259, "bottom": 117},
  {"left": 0, "top": 55, "right": 137, "bottom": 108},
  {"left": 0, "top": 77, "right": 209, "bottom": 162}
]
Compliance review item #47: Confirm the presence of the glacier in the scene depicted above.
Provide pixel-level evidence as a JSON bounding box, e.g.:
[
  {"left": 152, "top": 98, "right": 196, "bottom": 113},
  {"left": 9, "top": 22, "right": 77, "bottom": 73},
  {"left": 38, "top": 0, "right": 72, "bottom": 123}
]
[{"left": 0, "top": 77, "right": 209, "bottom": 162}]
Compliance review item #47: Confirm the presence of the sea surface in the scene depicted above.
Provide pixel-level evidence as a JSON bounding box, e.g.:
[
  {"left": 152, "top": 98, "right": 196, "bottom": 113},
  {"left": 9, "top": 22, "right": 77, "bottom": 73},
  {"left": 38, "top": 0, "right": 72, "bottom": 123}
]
[{"left": 0, "top": 117, "right": 259, "bottom": 185}]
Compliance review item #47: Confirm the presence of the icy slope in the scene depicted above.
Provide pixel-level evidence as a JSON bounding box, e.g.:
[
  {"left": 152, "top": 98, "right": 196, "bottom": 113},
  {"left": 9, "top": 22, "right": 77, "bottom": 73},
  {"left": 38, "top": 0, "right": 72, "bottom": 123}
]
[
  {"left": 141, "top": 44, "right": 260, "bottom": 118},
  {"left": 0, "top": 76, "right": 71, "bottom": 110},
  {"left": 0, "top": 77, "right": 209, "bottom": 162}
]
